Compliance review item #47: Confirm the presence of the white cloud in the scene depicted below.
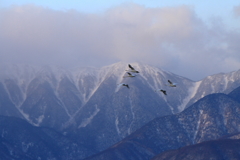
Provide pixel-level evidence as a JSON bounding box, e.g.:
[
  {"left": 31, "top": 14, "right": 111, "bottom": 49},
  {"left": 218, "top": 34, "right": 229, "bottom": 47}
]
[
  {"left": 0, "top": 3, "right": 240, "bottom": 80},
  {"left": 234, "top": 5, "right": 240, "bottom": 17}
]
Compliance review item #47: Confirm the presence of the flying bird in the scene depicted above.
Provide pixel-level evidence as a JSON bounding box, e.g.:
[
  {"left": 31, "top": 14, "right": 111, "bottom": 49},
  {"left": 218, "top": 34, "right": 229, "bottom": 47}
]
[
  {"left": 155, "top": 89, "right": 167, "bottom": 95},
  {"left": 166, "top": 80, "right": 177, "bottom": 87},
  {"left": 118, "top": 83, "right": 130, "bottom": 89},
  {"left": 126, "top": 64, "right": 139, "bottom": 73},
  {"left": 123, "top": 72, "right": 136, "bottom": 78},
  {"left": 160, "top": 90, "right": 167, "bottom": 95}
]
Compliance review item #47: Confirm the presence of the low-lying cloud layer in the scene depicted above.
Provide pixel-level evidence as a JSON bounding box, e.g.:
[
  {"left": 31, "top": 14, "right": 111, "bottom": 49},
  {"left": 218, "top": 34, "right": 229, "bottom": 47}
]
[
  {"left": 234, "top": 5, "right": 240, "bottom": 17},
  {"left": 1, "top": 3, "right": 240, "bottom": 80}
]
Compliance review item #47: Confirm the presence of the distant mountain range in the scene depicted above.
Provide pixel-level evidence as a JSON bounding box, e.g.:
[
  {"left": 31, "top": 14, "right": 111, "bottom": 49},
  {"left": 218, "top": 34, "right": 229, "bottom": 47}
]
[
  {"left": 1, "top": 62, "right": 240, "bottom": 159},
  {"left": 86, "top": 87, "right": 240, "bottom": 160}
]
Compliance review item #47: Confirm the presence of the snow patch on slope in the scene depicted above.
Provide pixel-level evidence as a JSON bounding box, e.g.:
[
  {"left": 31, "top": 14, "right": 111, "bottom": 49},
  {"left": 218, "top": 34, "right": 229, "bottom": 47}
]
[
  {"left": 137, "top": 63, "right": 167, "bottom": 91},
  {"left": 223, "top": 76, "right": 229, "bottom": 91},
  {"left": 193, "top": 109, "right": 203, "bottom": 143},
  {"left": 178, "top": 81, "right": 202, "bottom": 111},
  {"left": 72, "top": 67, "right": 99, "bottom": 104},
  {"left": 128, "top": 97, "right": 135, "bottom": 135},
  {"left": 19, "top": 110, "right": 36, "bottom": 126},
  {"left": 78, "top": 105, "right": 100, "bottom": 128},
  {"left": 76, "top": 63, "right": 127, "bottom": 102},
  {"left": 36, "top": 115, "right": 45, "bottom": 126},
  {"left": 115, "top": 117, "right": 121, "bottom": 136},
  {"left": 0, "top": 64, "right": 39, "bottom": 97}
]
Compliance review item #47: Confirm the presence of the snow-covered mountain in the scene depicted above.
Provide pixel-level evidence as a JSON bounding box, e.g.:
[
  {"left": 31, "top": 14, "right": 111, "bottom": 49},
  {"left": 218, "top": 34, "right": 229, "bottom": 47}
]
[
  {"left": 186, "top": 70, "right": 240, "bottom": 107},
  {"left": 0, "top": 62, "right": 191, "bottom": 125},
  {"left": 1, "top": 62, "right": 240, "bottom": 156},
  {"left": 86, "top": 88, "right": 240, "bottom": 160}
]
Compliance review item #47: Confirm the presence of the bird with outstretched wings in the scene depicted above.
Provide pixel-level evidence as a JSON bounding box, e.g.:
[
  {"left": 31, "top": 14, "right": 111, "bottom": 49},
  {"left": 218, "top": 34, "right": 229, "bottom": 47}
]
[
  {"left": 123, "top": 72, "right": 136, "bottom": 78},
  {"left": 160, "top": 90, "right": 167, "bottom": 95},
  {"left": 167, "top": 80, "right": 177, "bottom": 87},
  {"left": 126, "top": 64, "right": 139, "bottom": 73}
]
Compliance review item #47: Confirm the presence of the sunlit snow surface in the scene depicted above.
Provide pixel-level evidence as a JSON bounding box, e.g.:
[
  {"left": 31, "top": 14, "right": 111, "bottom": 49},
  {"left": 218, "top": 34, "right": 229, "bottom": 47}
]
[{"left": 178, "top": 81, "right": 202, "bottom": 112}]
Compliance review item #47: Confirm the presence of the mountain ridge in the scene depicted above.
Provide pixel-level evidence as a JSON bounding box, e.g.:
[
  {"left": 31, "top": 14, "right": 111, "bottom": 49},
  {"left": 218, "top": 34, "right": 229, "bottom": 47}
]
[
  {"left": 1, "top": 62, "right": 240, "bottom": 157},
  {"left": 85, "top": 90, "right": 240, "bottom": 160},
  {"left": 0, "top": 115, "right": 92, "bottom": 160},
  {"left": 152, "top": 132, "right": 240, "bottom": 160}
]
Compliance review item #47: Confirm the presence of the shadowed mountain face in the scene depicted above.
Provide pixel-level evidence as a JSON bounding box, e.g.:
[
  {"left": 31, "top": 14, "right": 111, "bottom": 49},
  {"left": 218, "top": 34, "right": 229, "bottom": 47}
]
[
  {"left": 152, "top": 133, "right": 240, "bottom": 160},
  {"left": 64, "top": 74, "right": 172, "bottom": 152},
  {"left": 85, "top": 89, "right": 240, "bottom": 160},
  {"left": 1, "top": 62, "right": 240, "bottom": 158},
  {"left": 20, "top": 78, "right": 70, "bottom": 129},
  {"left": 0, "top": 116, "right": 92, "bottom": 160},
  {"left": 228, "top": 85, "right": 240, "bottom": 103},
  {"left": 0, "top": 83, "right": 23, "bottom": 118},
  {"left": 0, "top": 62, "right": 192, "bottom": 155}
]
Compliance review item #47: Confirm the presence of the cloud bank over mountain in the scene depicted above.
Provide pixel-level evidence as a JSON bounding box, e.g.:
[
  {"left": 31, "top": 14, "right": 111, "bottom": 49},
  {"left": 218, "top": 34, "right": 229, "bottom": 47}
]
[
  {"left": 1, "top": 3, "right": 240, "bottom": 80},
  {"left": 234, "top": 5, "right": 240, "bottom": 17}
]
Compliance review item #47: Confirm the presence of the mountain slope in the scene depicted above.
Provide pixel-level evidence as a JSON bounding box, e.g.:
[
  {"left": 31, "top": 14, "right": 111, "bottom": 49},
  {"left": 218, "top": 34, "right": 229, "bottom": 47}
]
[
  {"left": 152, "top": 133, "right": 240, "bottom": 160},
  {"left": 62, "top": 62, "right": 197, "bottom": 153},
  {"left": 186, "top": 70, "right": 240, "bottom": 107},
  {"left": 85, "top": 89, "right": 240, "bottom": 160},
  {"left": 0, "top": 82, "right": 23, "bottom": 118},
  {"left": 64, "top": 72, "right": 171, "bottom": 152},
  {"left": 0, "top": 116, "right": 92, "bottom": 160},
  {"left": 228, "top": 85, "right": 240, "bottom": 103},
  {"left": 0, "top": 62, "right": 194, "bottom": 155},
  {"left": 1, "top": 62, "right": 240, "bottom": 157}
]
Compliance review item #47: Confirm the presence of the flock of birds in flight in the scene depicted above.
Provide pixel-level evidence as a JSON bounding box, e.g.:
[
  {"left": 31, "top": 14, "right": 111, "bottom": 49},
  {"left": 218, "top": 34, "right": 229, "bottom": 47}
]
[{"left": 118, "top": 64, "right": 177, "bottom": 95}]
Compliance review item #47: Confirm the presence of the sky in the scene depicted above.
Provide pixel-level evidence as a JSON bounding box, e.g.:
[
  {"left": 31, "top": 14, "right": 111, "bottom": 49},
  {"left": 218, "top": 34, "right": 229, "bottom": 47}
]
[{"left": 0, "top": 0, "right": 240, "bottom": 81}]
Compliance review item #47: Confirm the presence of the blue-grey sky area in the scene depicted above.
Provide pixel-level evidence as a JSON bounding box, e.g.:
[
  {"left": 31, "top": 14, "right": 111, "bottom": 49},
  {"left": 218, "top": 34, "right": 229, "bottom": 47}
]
[{"left": 0, "top": 0, "right": 240, "bottom": 80}]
